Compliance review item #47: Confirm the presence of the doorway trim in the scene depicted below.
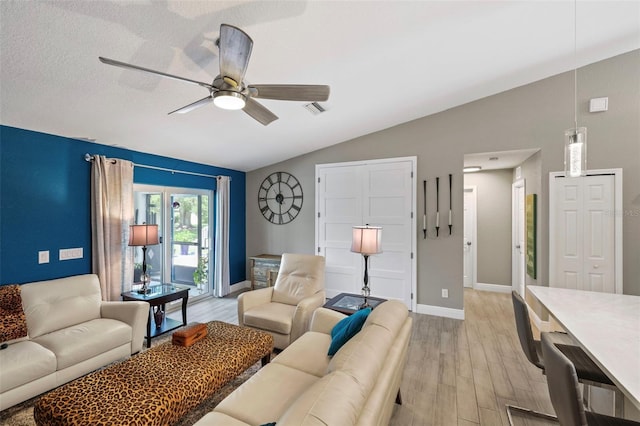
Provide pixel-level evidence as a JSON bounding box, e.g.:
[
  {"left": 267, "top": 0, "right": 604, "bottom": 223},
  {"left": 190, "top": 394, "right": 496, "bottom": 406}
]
[{"left": 549, "top": 168, "right": 623, "bottom": 294}]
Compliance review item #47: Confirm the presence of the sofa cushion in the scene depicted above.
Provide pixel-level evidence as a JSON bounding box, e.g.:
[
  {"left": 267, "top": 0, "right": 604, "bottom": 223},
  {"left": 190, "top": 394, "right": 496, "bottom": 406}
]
[
  {"left": 243, "top": 302, "right": 296, "bottom": 335},
  {"left": 214, "top": 363, "right": 320, "bottom": 425},
  {"left": 0, "top": 341, "right": 56, "bottom": 392},
  {"left": 32, "top": 318, "right": 131, "bottom": 370},
  {"left": 328, "top": 307, "right": 371, "bottom": 356},
  {"left": 277, "top": 371, "right": 366, "bottom": 426},
  {"left": 194, "top": 412, "right": 252, "bottom": 426},
  {"left": 326, "top": 324, "right": 390, "bottom": 396},
  {"left": 363, "top": 300, "right": 408, "bottom": 334},
  {"left": 20, "top": 275, "right": 102, "bottom": 339},
  {"left": 272, "top": 331, "right": 332, "bottom": 377}
]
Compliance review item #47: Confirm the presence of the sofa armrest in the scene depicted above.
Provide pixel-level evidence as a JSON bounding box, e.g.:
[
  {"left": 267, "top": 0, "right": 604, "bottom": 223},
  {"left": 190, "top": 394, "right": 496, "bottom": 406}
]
[
  {"left": 237, "top": 287, "right": 274, "bottom": 326},
  {"left": 101, "top": 301, "right": 149, "bottom": 354},
  {"left": 309, "top": 307, "right": 346, "bottom": 335},
  {"left": 290, "top": 291, "right": 326, "bottom": 342}
]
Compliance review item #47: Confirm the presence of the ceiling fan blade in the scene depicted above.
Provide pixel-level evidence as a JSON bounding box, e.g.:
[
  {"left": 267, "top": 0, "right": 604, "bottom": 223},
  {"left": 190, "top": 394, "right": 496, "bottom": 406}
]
[
  {"left": 218, "top": 24, "right": 253, "bottom": 86},
  {"left": 248, "top": 84, "right": 330, "bottom": 102},
  {"left": 243, "top": 97, "right": 278, "bottom": 126},
  {"left": 99, "top": 57, "right": 213, "bottom": 90},
  {"left": 168, "top": 96, "right": 213, "bottom": 115}
]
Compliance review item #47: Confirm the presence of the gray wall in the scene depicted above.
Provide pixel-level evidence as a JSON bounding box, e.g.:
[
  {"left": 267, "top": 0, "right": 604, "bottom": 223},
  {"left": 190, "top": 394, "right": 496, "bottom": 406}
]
[
  {"left": 246, "top": 50, "right": 640, "bottom": 311},
  {"left": 464, "top": 169, "right": 513, "bottom": 286}
]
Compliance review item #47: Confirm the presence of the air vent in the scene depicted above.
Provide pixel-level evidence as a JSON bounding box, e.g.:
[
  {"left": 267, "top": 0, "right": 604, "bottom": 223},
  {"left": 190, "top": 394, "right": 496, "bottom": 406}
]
[{"left": 303, "top": 102, "right": 326, "bottom": 115}]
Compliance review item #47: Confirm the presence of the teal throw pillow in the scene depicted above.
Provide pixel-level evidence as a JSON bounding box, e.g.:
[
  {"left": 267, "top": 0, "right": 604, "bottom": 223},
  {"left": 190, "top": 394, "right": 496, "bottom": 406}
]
[{"left": 328, "top": 307, "right": 372, "bottom": 356}]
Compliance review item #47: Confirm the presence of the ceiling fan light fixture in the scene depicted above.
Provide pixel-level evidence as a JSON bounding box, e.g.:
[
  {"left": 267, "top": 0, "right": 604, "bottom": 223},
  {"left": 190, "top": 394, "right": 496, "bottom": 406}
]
[{"left": 213, "top": 91, "right": 246, "bottom": 110}]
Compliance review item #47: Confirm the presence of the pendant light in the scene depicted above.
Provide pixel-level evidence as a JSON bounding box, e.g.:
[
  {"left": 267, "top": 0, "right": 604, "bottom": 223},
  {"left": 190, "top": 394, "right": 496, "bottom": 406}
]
[{"left": 564, "top": 0, "right": 587, "bottom": 178}]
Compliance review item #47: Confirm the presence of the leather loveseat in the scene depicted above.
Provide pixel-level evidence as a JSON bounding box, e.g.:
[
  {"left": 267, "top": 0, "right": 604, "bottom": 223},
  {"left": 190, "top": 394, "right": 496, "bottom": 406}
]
[
  {"left": 195, "top": 299, "right": 413, "bottom": 426},
  {"left": 0, "top": 274, "right": 148, "bottom": 410}
]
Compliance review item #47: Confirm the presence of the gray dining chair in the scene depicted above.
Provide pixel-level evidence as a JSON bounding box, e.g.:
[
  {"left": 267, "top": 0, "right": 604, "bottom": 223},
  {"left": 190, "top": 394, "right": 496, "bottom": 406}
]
[
  {"left": 541, "top": 332, "right": 639, "bottom": 426},
  {"left": 507, "top": 291, "right": 616, "bottom": 425}
]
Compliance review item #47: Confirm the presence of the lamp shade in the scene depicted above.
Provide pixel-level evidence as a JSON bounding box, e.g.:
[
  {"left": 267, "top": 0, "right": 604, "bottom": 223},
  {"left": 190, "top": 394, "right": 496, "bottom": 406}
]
[
  {"left": 128, "top": 224, "right": 159, "bottom": 246},
  {"left": 351, "top": 226, "right": 382, "bottom": 255}
]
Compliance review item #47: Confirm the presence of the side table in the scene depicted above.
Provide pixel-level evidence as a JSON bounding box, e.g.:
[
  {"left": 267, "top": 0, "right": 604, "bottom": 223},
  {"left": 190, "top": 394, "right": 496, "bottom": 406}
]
[
  {"left": 122, "top": 284, "right": 189, "bottom": 348},
  {"left": 323, "top": 292, "right": 387, "bottom": 316}
]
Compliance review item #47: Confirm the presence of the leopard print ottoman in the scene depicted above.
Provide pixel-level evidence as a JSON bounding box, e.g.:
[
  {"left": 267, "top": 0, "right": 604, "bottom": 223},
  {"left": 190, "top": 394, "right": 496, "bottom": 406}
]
[{"left": 34, "top": 321, "right": 273, "bottom": 426}]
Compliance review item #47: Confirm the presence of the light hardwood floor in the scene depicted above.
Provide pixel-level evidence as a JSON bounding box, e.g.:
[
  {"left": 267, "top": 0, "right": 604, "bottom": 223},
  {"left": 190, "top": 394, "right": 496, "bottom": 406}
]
[{"left": 168, "top": 288, "right": 557, "bottom": 426}]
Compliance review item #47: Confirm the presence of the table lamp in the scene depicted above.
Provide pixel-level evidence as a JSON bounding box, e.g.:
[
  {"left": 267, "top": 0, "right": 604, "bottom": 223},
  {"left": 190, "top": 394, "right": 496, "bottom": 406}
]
[
  {"left": 351, "top": 225, "right": 382, "bottom": 309},
  {"left": 129, "top": 223, "right": 159, "bottom": 294}
]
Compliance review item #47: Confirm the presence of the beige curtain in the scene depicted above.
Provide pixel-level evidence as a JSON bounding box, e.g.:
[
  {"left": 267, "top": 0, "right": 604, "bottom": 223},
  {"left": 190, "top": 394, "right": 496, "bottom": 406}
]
[
  {"left": 91, "top": 156, "right": 134, "bottom": 301},
  {"left": 213, "top": 176, "right": 230, "bottom": 297}
]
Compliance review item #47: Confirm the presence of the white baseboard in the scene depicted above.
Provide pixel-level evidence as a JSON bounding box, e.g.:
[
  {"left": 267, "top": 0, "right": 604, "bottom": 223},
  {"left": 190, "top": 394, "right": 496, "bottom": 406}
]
[
  {"left": 474, "top": 283, "right": 512, "bottom": 293},
  {"left": 416, "top": 304, "right": 465, "bottom": 320}
]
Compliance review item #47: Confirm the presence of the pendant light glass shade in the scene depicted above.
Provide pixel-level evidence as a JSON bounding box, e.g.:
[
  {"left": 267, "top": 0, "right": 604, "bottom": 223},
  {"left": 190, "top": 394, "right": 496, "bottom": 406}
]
[{"left": 564, "top": 127, "right": 587, "bottom": 177}]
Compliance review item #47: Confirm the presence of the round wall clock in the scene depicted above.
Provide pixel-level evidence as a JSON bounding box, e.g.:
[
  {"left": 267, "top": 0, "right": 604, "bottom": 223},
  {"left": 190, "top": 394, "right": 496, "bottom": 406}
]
[{"left": 258, "top": 171, "right": 303, "bottom": 225}]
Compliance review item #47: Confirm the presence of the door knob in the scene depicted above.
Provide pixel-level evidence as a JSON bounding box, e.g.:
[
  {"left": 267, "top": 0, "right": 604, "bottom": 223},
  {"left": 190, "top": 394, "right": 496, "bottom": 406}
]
[
  {"left": 516, "top": 244, "right": 521, "bottom": 249},
  {"left": 593, "top": 264, "right": 599, "bottom": 269}
]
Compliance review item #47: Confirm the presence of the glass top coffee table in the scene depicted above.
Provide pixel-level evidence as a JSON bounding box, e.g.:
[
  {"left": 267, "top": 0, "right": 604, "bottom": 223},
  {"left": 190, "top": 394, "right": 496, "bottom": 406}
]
[{"left": 323, "top": 292, "right": 387, "bottom": 315}]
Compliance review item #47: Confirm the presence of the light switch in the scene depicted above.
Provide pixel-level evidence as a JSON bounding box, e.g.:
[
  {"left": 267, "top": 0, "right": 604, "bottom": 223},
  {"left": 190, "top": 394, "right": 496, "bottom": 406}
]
[
  {"left": 59, "top": 247, "right": 84, "bottom": 260},
  {"left": 38, "top": 251, "right": 50, "bottom": 264}
]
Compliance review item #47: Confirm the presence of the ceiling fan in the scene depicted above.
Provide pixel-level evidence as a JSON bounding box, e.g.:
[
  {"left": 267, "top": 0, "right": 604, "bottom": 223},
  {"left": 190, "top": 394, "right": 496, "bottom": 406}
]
[{"left": 99, "top": 24, "right": 330, "bottom": 126}]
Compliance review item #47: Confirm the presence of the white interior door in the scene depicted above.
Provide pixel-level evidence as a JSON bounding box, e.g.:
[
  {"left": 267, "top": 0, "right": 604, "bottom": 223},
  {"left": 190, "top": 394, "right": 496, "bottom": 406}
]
[
  {"left": 316, "top": 165, "right": 362, "bottom": 299},
  {"left": 512, "top": 180, "right": 526, "bottom": 296},
  {"left": 316, "top": 157, "right": 416, "bottom": 309},
  {"left": 363, "top": 161, "right": 413, "bottom": 305},
  {"left": 463, "top": 187, "right": 476, "bottom": 288},
  {"left": 550, "top": 173, "right": 617, "bottom": 292}
]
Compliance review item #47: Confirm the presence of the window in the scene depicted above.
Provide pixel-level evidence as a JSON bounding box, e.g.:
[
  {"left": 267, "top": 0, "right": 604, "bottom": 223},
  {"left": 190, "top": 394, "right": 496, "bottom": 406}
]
[{"left": 133, "top": 185, "right": 214, "bottom": 301}]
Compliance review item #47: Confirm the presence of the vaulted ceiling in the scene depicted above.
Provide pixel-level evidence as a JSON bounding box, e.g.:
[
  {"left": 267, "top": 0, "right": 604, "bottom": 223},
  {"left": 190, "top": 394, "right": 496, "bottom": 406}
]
[{"left": 1, "top": 1, "right": 638, "bottom": 171}]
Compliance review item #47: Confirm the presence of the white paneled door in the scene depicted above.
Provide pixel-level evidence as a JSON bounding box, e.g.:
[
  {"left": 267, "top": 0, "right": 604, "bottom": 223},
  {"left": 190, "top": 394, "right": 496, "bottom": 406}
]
[
  {"left": 550, "top": 172, "right": 621, "bottom": 293},
  {"left": 463, "top": 187, "right": 476, "bottom": 289},
  {"left": 512, "top": 180, "right": 525, "bottom": 296},
  {"left": 316, "top": 157, "right": 416, "bottom": 310}
]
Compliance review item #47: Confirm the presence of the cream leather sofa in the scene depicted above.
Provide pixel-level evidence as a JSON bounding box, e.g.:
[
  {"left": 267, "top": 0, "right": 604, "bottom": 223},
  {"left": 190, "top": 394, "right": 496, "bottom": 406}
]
[
  {"left": 196, "top": 300, "right": 413, "bottom": 426},
  {"left": 0, "top": 274, "right": 148, "bottom": 410}
]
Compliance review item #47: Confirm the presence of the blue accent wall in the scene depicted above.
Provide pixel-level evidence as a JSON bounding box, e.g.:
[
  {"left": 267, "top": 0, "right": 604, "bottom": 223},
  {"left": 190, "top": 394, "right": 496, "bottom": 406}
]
[{"left": 0, "top": 125, "right": 246, "bottom": 285}]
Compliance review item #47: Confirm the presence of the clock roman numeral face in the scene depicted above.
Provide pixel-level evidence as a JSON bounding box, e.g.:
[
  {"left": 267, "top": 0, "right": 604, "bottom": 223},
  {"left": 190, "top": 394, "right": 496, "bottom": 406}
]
[{"left": 258, "top": 171, "right": 303, "bottom": 225}]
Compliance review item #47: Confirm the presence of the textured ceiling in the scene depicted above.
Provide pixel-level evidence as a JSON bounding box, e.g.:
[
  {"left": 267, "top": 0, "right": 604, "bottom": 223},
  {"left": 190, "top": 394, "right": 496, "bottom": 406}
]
[{"left": 1, "top": 1, "right": 639, "bottom": 172}]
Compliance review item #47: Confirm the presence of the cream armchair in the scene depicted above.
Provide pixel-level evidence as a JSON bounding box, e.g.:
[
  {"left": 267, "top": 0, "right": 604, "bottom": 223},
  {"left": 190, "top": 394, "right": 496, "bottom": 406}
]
[{"left": 238, "top": 253, "right": 325, "bottom": 349}]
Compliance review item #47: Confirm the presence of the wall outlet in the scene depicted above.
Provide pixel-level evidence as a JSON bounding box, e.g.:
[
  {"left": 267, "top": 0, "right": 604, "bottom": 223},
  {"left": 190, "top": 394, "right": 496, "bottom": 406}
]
[
  {"left": 38, "top": 250, "right": 49, "bottom": 264},
  {"left": 442, "top": 288, "right": 449, "bottom": 298}
]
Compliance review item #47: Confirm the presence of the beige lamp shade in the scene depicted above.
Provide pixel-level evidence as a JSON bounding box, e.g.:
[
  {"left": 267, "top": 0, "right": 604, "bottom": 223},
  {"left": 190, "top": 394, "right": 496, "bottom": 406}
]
[
  {"left": 128, "top": 224, "right": 159, "bottom": 246},
  {"left": 351, "top": 226, "right": 382, "bottom": 255}
]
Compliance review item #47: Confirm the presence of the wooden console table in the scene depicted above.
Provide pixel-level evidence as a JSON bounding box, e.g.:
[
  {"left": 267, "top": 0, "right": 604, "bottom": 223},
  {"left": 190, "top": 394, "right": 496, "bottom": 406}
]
[{"left": 249, "top": 254, "right": 282, "bottom": 290}]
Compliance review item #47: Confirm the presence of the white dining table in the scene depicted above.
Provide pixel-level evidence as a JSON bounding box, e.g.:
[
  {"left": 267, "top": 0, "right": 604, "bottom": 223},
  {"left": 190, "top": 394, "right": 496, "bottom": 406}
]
[{"left": 527, "top": 285, "right": 640, "bottom": 411}]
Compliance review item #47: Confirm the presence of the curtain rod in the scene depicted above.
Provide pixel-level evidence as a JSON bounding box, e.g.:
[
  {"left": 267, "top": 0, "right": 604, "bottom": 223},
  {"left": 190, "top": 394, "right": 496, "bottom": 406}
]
[{"left": 84, "top": 153, "right": 231, "bottom": 181}]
